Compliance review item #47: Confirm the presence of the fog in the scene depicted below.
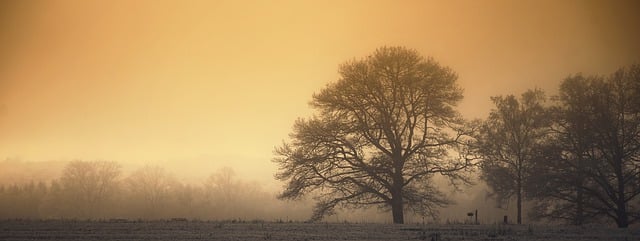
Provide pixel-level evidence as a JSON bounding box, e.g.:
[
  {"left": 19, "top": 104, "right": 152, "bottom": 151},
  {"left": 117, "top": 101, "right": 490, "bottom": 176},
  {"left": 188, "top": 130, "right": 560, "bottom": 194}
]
[
  {"left": 0, "top": 159, "right": 518, "bottom": 223},
  {"left": 1, "top": 0, "right": 639, "bottom": 224}
]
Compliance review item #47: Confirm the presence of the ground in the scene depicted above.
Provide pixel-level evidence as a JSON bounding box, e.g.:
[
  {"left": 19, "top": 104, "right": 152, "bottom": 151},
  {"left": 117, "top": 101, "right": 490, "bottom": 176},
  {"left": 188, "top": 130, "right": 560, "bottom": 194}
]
[{"left": 0, "top": 220, "right": 636, "bottom": 240}]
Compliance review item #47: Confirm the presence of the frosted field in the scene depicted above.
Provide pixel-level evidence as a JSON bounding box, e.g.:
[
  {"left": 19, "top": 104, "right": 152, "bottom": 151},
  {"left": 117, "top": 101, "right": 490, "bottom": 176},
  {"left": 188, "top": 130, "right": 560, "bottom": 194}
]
[{"left": 0, "top": 220, "right": 637, "bottom": 241}]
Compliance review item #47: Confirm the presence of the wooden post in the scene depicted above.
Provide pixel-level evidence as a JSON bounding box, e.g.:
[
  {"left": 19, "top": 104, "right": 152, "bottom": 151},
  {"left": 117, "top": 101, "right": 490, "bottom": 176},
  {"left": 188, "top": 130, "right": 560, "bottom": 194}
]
[{"left": 475, "top": 209, "right": 478, "bottom": 224}]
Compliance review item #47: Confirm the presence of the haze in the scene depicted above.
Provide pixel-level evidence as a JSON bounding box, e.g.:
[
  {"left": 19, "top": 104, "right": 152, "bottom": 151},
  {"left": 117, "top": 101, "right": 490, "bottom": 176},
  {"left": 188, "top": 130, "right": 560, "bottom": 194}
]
[{"left": 1, "top": 0, "right": 639, "bottom": 186}]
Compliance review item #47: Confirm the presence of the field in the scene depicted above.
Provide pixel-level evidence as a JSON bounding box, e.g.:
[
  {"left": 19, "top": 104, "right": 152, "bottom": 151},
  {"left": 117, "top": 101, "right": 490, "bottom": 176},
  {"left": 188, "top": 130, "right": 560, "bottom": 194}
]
[{"left": 0, "top": 220, "right": 637, "bottom": 241}]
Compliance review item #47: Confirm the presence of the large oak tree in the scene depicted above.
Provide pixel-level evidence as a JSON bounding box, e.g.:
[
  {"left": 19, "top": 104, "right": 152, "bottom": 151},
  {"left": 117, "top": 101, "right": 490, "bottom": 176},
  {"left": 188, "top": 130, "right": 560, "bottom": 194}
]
[{"left": 274, "top": 46, "right": 474, "bottom": 224}]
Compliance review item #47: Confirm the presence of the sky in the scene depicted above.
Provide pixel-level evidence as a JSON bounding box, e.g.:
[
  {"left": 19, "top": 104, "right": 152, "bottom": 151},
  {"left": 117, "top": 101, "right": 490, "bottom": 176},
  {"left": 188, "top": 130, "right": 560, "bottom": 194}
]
[{"left": 1, "top": 0, "right": 639, "bottom": 184}]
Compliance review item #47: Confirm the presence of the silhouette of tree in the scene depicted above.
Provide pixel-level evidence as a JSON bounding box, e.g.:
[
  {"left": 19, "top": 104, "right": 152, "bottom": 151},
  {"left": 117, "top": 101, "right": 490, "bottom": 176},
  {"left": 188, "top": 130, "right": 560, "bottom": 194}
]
[
  {"left": 126, "top": 165, "right": 177, "bottom": 218},
  {"left": 40, "top": 179, "right": 64, "bottom": 218},
  {"left": 526, "top": 77, "right": 604, "bottom": 225},
  {"left": 274, "top": 46, "right": 474, "bottom": 224},
  {"left": 205, "top": 167, "right": 237, "bottom": 203},
  {"left": 203, "top": 167, "right": 266, "bottom": 219},
  {"left": 173, "top": 183, "right": 201, "bottom": 218},
  {"left": 59, "top": 160, "right": 121, "bottom": 218},
  {"left": 474, "top": 89, "right": 551, "bottom": 224},
  {"left": 531, "top": 65, "right": 640, "bottom": 228}
]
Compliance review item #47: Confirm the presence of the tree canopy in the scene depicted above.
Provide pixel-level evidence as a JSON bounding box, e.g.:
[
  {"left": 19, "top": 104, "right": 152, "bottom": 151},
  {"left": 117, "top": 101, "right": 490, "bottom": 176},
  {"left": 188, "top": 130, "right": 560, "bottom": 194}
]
[
  {"left": 531, "top": 65, "right": 640, "bottom": 227},
  {"left": 473, "top": 89, "right": 551, "bottom": 224},
  {"left": 274, "top": 46, "right": 474, "bottom": 224}
]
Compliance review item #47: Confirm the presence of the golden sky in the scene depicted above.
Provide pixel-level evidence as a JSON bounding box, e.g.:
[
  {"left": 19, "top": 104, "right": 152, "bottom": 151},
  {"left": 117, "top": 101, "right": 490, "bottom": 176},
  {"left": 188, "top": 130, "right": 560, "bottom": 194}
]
[{"left": 1, "top": 0, "right": 639, "bottom": 181}]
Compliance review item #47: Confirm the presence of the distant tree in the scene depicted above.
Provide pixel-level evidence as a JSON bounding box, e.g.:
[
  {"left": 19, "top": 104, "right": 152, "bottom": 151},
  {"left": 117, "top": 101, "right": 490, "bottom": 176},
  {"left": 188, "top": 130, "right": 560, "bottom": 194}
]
[
  {"left": 0, "top": 181, "right": 49, "bottom": 219},
  {"left": 126, "top": 165, "right": 177, "bottom": 218},
  {"left": 274, "top": 46, "right": 475, "bottom": 224},
  {"left": 532, "top": 65, "right": 640, "bottom": 228},
  {"left": 59, "top": 160, "right": 121, "bottom": 218},
  {"left": 203, "top": 167, "right": 256, "bottom": 218},
  {"left": 205, "top": 167, "right": 237, "bottom": 203},
  {"left": 173, "top": 183, "right": 202, "bottom": 218},
  {"left": 40, "top": 179, "right": 64, "bottom": 218},
  {"left": 474, "top": 89, "right": 550, "bottom": 224}
]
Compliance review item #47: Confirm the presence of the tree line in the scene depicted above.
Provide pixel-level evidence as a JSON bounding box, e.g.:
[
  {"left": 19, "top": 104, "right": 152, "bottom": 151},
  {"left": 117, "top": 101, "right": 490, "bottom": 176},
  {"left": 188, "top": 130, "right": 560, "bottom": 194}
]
[
  {"left": 0, "top": 161, "right": 303, "bottom": 221},
  {"left": 475, "top": 66, "right": 640, "bottom": 228},
  {"left": 274, "top": 46, "right": 640, "bottom": 227}
]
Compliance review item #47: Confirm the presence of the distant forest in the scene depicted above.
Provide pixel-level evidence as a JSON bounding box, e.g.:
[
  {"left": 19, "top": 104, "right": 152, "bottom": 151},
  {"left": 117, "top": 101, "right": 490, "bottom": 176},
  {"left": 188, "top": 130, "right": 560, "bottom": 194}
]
[{"left": 0, "top": 160, "right": 310, "bottom": 221}]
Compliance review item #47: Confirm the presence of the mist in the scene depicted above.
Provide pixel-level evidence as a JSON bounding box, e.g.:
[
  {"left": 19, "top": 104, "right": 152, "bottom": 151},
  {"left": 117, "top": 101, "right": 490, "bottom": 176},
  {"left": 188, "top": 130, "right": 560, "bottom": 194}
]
[
  {"left": 1, "top": 0, "right": 639, "bottom": 226},
  {"left": 0, "top": 159, "right": 538, "bottom": 224}
]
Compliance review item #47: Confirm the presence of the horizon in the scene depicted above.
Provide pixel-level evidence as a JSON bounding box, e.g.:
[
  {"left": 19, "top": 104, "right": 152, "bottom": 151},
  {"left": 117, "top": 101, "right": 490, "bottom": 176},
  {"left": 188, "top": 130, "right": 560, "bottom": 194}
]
[{"left": 1, "top": 0, "right": 640, "bottom": 225}]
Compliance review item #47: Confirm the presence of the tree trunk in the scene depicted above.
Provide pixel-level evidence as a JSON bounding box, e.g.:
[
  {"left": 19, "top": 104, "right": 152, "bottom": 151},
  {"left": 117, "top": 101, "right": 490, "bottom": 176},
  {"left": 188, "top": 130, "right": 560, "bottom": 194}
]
[
  {"left": 616, "top": 159, "right": 629, "bottom": 228},
  {"left": 517, "top": 180, "right": 522, "bottom": 225},
  {"left": 575, "top": 185, "right": 584, "bottom": 225},
  {"left": 391, "top": 152, "right": 405, "bottom": 224},
  {"left": 575, "top": 158, "right": 585, "bottom": 226},
  {"left": 610, "top": 151, "right": 629, "bottom": 228},
  {"left": 391, "top": 196, "right": 404, "bottom": 224},
  {"left": 616, "top": 207, "right": 629, "bottom": 228},
  {"left": 391, "top": 174, "right": 404, "bottom": 224}
]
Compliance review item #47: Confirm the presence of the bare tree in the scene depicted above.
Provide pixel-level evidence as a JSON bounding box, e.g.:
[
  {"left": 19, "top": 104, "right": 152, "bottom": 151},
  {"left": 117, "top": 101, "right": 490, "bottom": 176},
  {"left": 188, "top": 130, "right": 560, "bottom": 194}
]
[
  {"left": 474, "top": 89, "right": 550, "bottom": 224},
  {"left": 205, "top": 167, "right": 237, "bottom": 203},
  {"left": 126, "top": 165, "right": 177, "bottom": 218},
  {"left": 533, "top": 66, "right": 640, "bottom": 228},
  {"left": 203, "top": 167, "right": 266, "bottom": 219},
  {"left": 59, "top": 160, "right": 121, "bottom": 218},
  {"left": 274, "top": 46, "right": 474, "bottom": 224}
]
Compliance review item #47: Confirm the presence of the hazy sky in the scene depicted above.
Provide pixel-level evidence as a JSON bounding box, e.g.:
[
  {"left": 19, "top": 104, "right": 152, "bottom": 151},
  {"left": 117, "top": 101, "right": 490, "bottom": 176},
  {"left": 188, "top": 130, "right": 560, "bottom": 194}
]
[{"left": 1, "top": 0, "right": 639, "bottom": 182}]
